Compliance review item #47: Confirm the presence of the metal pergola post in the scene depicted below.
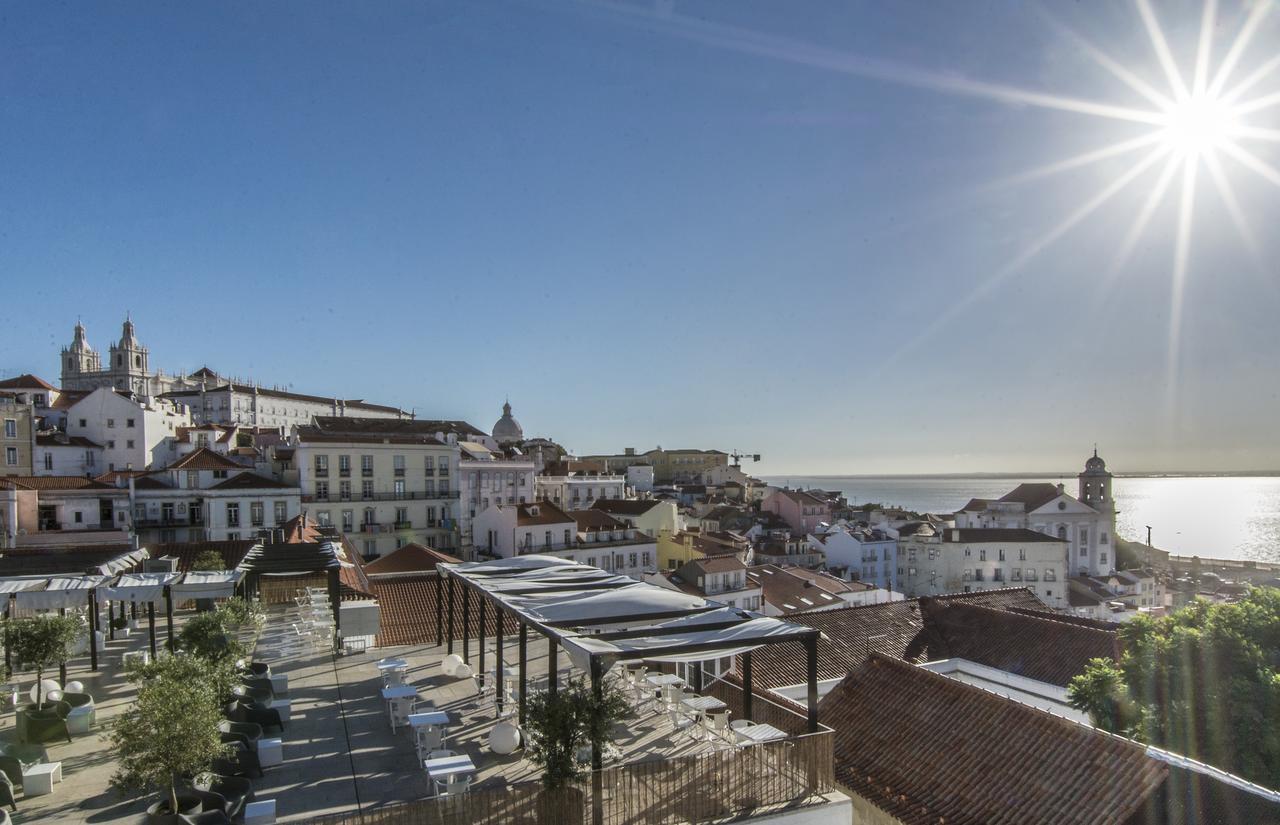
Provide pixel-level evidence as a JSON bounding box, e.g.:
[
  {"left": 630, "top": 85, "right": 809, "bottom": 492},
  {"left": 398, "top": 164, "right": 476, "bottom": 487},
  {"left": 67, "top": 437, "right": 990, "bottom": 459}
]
[
  {"left": 164, "top": 585, "right": 175, "bottom": 652},
  {"left": 328, "top": 567, "right": 342, "bottom": 644},
  {"left": 590, "top": 655, "right": 605, "bottom": 825},
  {"left": 147, "top": 601, "right": 157, "bottom": 659},
  {"left": 108, "top": 599, "right": 116, "bottom": 642},
  {"left": 446, "top": 574, "right": 456, "bottom": 655},
  {"left": 3, "top": 596, "right": 11, "bottom": 675},
  {"left": 518, "top": 623, "right": 528, "bottom": 725},
  {"left": 548, "top": 636, "right": 559, "bottom": 697},
  {"left": 462, "top": 585, "right": 471, "bottom": 664},
  {"left": 88, "top": 590, "right": 99, "bottom": 672},
  {"left": 742, "top": 651, "right": 753, "bottom": 721},
  {"left": 58, "top": 607, "right": 69, "bottom": 685},
  {"left": 479, "top": 597, "right": 487, "bottom": 691},
  {"left": 495, "top": 607, "right": 505, "bottom": 715}
]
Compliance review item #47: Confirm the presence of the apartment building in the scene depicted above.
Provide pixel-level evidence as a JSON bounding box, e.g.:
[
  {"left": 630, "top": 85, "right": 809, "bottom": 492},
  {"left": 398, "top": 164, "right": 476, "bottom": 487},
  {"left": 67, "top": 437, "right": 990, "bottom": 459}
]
[
  {"left": 1, "top": 393, "right": 36, "bottom": 476},
  {"left": 458, "top": 440, "right": 536, "bottom": 557},
  {"left": 63, "top": 386, "right": 191, "bottom": 471},
  {"left": 534, "top": 471, "right": 626, "bottom": 511},
  {"left": 898, "top": 526, "right": 1067, "bottom": 608},
  {"left": 294, "top": 417, "right": 464, "bottom": 559},
  {"left": 472, "top": 500, "right": 657, "bottom": 580}
]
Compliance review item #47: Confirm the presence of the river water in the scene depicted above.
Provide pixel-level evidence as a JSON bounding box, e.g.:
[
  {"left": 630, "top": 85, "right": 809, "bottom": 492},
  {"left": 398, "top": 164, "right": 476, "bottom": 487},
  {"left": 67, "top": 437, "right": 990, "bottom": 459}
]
[{"left": 763, "top": 475, "right": 1280, "bottom": 563}]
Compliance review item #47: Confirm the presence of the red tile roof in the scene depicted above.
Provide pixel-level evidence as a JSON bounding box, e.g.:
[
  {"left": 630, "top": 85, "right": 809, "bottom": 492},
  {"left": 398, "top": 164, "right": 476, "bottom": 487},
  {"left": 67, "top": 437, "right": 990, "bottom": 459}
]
[
  {"left": 369, "top": 574, "right": 517, "bottom": 647},
  {"left": 149, "top": 540, "right": 258, "bottom": 571},
  {"left": 590, "top": 498, "right": 664, "bottom": 516},
  {"left": 363, "top": 543, "right": 461, "bottom": 575},
  {"left": 35, "top": 434, "right": 103, "bottom": 449},
  {"left": 0, "top": 475, "right": 113, "bottom": 491},
  {"left": 209, "top": 472, "right": 294, "bottom": 490},
  {"left": 919, "top": 599, "right": 1120, "bottom": 686},
  {"left": 739, "top": 588, "right": 1048, "bottom": 689},
  {"left": 568, "top": 509, "right": 627, "bottom": 531},
  {"left": 0, "top": 374, "right": 55, "bottom": 391},
  {"left": 998, "top": 482, "right": 1066, "bottom": 511},
  {"left": 821, "top": 654, "right": 1166, "bottom": 825},
  {"left": 167, "top": 448, "right": 247, "bottom": 471},
  {"left": 514, "top": 500, "right": 574, "bottom": 527}
]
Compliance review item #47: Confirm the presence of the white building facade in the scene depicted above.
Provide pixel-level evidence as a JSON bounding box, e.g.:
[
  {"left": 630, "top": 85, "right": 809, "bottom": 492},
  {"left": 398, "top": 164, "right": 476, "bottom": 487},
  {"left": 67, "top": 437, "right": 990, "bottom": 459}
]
[
  {"left": 64, "top": 386, "right": 191, "bottom": 472},
  {"left": 899, "top": 527, "right": 1068, "bottom": 608}
]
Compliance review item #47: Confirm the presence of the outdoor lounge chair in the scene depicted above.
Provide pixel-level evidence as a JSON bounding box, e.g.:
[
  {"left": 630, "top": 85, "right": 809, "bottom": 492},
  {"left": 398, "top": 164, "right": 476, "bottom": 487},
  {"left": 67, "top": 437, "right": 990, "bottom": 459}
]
[
  {"left": 183, "top": 774, "right": 254, "bottom": 821},
  {"left": 218, "top": 720, "right": 263, "bottom": 751},
  {"left": 231, "top": 683, "right": 273, "bottom": 707},
  {"left": 211, "top": 741, "right": 263, "bottom": 779},
  {"left": 224, "top": 699, "right": 284, "bottom": 733},
  {"left": 0, "top": 762, "right": 18, "bottom": 812},
  {"left": 236, "top": 660, "right": 271, "bottom": 679}
]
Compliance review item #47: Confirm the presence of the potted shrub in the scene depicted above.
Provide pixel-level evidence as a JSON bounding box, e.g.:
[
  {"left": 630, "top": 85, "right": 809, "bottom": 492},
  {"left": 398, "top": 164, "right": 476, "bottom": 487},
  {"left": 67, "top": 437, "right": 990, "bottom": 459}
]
[
  {"left": 189, "top": 550, "right": 228, "bottom": 612},
  {"left": 8, "top": 614, "right": 84, "bottom": 741},
  {"left": 110, "top": 654, "right": 229, "bottom": 822},
  {"left": 523, "top": 676, "right": 628, "bottom": 824},
  {"left": 111, "top": 615, "right": 131, "bottom": 637}
]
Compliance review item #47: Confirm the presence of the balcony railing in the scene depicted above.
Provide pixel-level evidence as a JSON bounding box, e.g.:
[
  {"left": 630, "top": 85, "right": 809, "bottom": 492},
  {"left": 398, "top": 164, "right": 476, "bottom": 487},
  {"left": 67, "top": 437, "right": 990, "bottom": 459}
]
[
  {"left": 393, "top": 520, "right": 412, "bottom": 529},
  {"left": 302, "top": 490, "right": 459, "bottom": 503}
]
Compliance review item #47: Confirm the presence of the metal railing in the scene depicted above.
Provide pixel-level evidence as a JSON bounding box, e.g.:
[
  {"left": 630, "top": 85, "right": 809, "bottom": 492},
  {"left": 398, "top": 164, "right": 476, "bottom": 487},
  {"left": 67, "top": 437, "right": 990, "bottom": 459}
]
[
  {"left": 302, "top": 491, "right": 459, "bottom": 503},
  {"left": 300, "top": 730, "right": 832, "bottom": 825}
]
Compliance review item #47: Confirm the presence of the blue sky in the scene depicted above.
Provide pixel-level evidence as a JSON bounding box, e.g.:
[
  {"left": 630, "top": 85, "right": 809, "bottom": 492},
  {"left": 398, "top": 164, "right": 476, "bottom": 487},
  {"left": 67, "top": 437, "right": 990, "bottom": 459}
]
[{"left": 2, "top": 1, "right": 1277, "bottom": 474}]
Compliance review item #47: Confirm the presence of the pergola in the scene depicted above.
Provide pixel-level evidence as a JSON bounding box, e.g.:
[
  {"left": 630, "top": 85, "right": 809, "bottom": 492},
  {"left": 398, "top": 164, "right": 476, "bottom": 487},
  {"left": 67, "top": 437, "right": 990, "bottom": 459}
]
[
  {"left": 437, "top": 556, "right": 822, "bottom": 773},
  {"left": 236, "top": 541, "right": 345, "bottom": 635},
  {"left": 1, "top": 568, "right": 245, "bottom": 677}
]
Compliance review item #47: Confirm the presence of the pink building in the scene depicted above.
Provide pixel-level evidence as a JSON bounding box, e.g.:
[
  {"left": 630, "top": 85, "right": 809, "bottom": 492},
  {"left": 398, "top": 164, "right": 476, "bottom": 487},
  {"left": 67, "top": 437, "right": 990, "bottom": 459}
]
[{"left": 761, "top": 488, "right": 832, "bottom": 535}]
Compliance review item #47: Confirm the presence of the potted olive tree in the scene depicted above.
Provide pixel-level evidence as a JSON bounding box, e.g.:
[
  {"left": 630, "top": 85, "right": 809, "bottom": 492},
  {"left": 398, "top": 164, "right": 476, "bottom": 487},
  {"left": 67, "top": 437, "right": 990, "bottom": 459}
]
[
  {"left": 111, "top": 654, "right": 229, "bottom": 822},
  {"left": 523, "top": 676, "right": 628, "bottom": 824},
  {"left": 189, "top": 550, "right": 228, "bottom": 613},
  {"left": 9, "top": 614, "right": 84, "bottom": 742}
]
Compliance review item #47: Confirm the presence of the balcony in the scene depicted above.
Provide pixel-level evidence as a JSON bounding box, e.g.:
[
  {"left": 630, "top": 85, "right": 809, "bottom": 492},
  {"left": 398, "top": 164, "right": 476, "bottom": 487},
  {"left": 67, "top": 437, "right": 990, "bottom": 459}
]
[
  {"left": 362, "top": 468, "right": 373, "bottom": 478},
  {"left": 339, "top": 468, "right": 350, "bottom": 478},
  {"left": 135, "top": 516, "right": 196, "bottom": 528},
  {"left": 314, "top": 468, "right": 329, "bottom": 478},
  {"left": 393, "top": 520, "right": 412, "bottom": 530},
  {"left": 360, "top": 522, "right": 381, "bottom": 533},
  {"left": 303, "top": 490, "right": 458, "bottom": 503}
]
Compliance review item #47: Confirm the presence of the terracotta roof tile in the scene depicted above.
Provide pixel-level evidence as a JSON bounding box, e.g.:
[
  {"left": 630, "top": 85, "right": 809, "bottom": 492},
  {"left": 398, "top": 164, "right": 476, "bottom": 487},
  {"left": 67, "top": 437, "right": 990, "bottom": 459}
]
[
  {"left": 209, "top": 472, "right": 294, "bottom": 490},
  {"left": 369, "top": 574, "right": 517, "bottom": 647},
  {"left": 363, "top": 543, "right": 461, "bottom": 575},
  {"left": 590, "top": 498, "right": 663, "bottom": 516},
  {"left": 0, "top": 374, "right": 56, "bottom": 391},
  {"left": 0, "top": 475, "right": 113, "bottom": 491},
  {"left": 167, "top": 448, "right": 247, "bottom": 471},
  {"left": 998, "top": 482, "right": 1066, "bottom": 511},
  {"left": 821, "top": 654, "right": 1167, "bottom": 825}
]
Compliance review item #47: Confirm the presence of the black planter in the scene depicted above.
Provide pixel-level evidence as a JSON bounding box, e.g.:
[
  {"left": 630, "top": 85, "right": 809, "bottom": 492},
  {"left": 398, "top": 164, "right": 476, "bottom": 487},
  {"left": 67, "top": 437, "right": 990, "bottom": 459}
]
[{"left": 145, "top": 795, "right": 203, "bottom": 823}]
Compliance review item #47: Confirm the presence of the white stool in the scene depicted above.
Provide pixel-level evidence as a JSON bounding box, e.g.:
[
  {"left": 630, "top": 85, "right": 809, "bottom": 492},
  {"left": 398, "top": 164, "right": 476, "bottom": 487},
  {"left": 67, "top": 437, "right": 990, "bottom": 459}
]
[
  {"left": 244, "top": 798, "right": 277, "bottom": 825},
  {"left": 273, "top": 699, "right": 291, "bottom": 723},
  {"left": 22, "top": 762, "right": 62, "bottom": 796},
  {"left": 258, "top": 737, "right": 283, "bottom": 767},
  {"left": 66, "top": 704, "right": 95, "bottom": 735},
  {"left": 269, "top": 674, "right": 289, "bottom": 696},
  {"left": 122, "top": 650, "right": 150, "bottom": 668}
]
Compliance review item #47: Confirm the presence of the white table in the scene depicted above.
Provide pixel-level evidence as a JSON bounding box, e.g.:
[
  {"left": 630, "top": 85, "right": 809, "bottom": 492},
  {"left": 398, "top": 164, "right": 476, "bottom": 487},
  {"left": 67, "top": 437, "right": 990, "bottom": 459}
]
[
  {"left": 734, "top": 723, "right": 788, "bottom": 744},
  {"left": 381, "top": 685, "right": 418, "bottom": 700},
  {"left": 22, "top": 761, "right": 62, "bottom": 796},
  {"left": 244, "top": 799, "right": 277, "bottom": 825},
  {"left": 259, "top": 737, "right": 283, "bottom": 767},
  {"left": 645, "top": 674, "right": 684, "bottom": 688},
  {"left": 273, "top": 699, "right": 292, "bottom": 723},
  {"left": 423, "top": 753, "right": 475, "bottom": 782},
  {"left": 681, "top": 695, "right": 727, "bottom": 713},
  {"left": 376, "top": 658, "right": 408, "bottom": 671},
  {"left": 408, "top": 711, "right": 451, "bottom": 728}
]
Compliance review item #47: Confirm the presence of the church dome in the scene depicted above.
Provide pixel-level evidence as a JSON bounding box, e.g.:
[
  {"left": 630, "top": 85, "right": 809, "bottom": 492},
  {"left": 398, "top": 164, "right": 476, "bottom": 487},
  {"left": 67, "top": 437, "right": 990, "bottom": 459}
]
[
  {"left": 492, "top": 401, "right": 524, "bottom": 445},
  {"left": 1084, "top": 449, "right": 1106, "bottom": 472}
]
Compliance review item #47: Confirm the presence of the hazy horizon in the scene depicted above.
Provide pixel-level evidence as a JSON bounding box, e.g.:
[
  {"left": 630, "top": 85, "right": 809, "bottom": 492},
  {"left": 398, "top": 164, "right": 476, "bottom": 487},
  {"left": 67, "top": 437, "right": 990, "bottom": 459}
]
[{"left": 3, "top": 2, "right": 1277, "bottom": 476}]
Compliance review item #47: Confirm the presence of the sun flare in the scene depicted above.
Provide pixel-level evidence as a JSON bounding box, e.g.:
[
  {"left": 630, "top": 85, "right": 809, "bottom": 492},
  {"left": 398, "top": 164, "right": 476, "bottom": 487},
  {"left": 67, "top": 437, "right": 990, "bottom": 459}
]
[{"left": 1158, "top": 93, "right": 1241, "bottom": 158}]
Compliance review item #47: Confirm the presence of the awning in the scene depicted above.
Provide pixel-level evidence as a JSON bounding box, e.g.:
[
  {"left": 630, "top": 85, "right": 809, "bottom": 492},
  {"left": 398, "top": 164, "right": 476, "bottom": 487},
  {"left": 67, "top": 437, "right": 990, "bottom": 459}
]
[
  {"left": 14, "top": 576, "right": 112, "bottom": 610},
  {"left": 94, "top": 548, "right": 150, "bottom": 576},
  {"left": 0, "top": 578, "right": 47, "bottom": 595},
  {"left": 99, "top": 572, "right": 181, "bottom": 605},
  {"left": 172, "top": 570, "right": 244, "bottom": 600}
]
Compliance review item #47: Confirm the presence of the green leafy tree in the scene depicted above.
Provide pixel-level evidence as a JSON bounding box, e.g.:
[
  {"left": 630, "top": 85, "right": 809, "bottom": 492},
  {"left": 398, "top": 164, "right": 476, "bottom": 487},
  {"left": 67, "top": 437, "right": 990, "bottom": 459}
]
[
  {"left": 190, "top": 549, "right": 227, "bottom": 571},
  {"left": 524, "top": 676, "right": 629, "bottom": 790},
  {"left": 176, "top": 611, "right": 244, "bottom": 665},
  {"left": 1068, "top": 588, "right": 1280, "bottom": 788},
  {"left": 8, "top": 614, "right": 84, "bottom": 705},
  {"left": 110, "top": 654, "right": 229, "bottom": 814}
]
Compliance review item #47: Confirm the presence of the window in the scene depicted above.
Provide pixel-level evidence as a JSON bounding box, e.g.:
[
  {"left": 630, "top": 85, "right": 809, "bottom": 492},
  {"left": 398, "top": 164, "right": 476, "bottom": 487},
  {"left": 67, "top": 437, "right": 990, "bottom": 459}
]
[
  {"left": 363, "top": 539, "right": 377, "bottom": 558},
  {"left": 316, "top": 481, "right": 330, "bottom": 500},
  {"left": 213, "top": 470, "right": 228, "bottom": 479},
  {"left": 107, "top": 440, "right": 115, "bottom": 449},
  {"left": 998, "top": 548, "right": 1006, "bottom": 561},
  {"left": 338, "top": 454, "right": 351, "bottom": 476},
  {"left": 126, "top": 418, "right": 135, "bottom": 428},
  {"left": 394, "top": 479, "right": 405, "bottom": 498},
  {"left": 544, "top": 530, "right": 552, "bottom": 548},
  {"left": 438, "top": 459, "right": 448, "bottom": 477},
  {"left": 79, "top": 418, "right": 87, "bottom": 428},
  {"left": 1044, "top": 569, "right": 1057, "bottom": 581},
  {"left": 43, "top": 453, "right": 53, "bottom": 470},
  {"left": 126, "top": 439, "right": 135, "bottom": 449},
  {"left": 107, "top": 418, "right": 115, "bottom": 428},
  {"left": 564, "top": 529, "right": 571, "bottom": 546},
  {"left": 393, "top": 455, "right": 405, "bottom": 476},
  {"left": 1080, "top": 528, "right": 1089, "bottom": 545},
  {"left": 339, "top": 481, "right": 352, "bottom": 501},
  {"left": 1012, "top": 568, "right": 1022, "bottom": 581},
  {"left": 1101, "top": 531, "right": 1109, "bottom": 544},
  {"left": 1019, "top": 548, "right": 1026, "bottom": 561},
  {"left": 250, "top": 502, "right": 264, "bottom": 526},
  {"left": 362, "top": 480, "right": 374, "bottom": 499},
  {"left": 361, "top": 454, "right": 373, "bottom": 476},
  {"left": 226, "top": 502, "right": 240, "bottom": 527},
  {"left": 274, "top": 500, "right": 287, "bottom": 524},
  {"left": 228, "top": 532, "right": 240, "bottom": 541},
  {"left": 974, "top": 569, "right": 985, "bottom": 581},
  {"left": 1100, "top": 553, "right": 1108, "bottom": 565},
  {"left": 315, "top": 455, "right": 329, "bottom": 477},
  {"left": 342, "top": 510, "right": 354, "bottom": 531},
  {"left": 363, "top": 508, "right": 376, "bottom": 525},
  {"left": 425, "top": 456, "right": 435, "bottom": 476},
  {"left": 395, "top": 507, "right": 408, "bottom": 527},
  {"left": 317, "top": 510, "right": 332, "bottom": 527},
  {"left": 979, "top": 548, "right": 987, "bottom": 561},
  {"left": 3, "top": 419, "right": 15, "bottom": 438}
]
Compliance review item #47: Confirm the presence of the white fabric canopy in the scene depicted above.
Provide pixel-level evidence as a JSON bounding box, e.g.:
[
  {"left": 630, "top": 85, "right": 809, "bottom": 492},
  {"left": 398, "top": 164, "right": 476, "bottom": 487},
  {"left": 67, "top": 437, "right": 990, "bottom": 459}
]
[
  {"left": 0, "top": 578, "right": 47, "bottom": 595},
  {"left": 13, "top": 576, "right": 111, "bottom": 610},
  {"left": 172, "top": 571, "right": 244, "bottom": 599},
  {"left": 93, "top": 548, "right": 150, "bottom": 576},
  {"left": 99, "top": 572, "right": 181, "bottom": 605},
  {"left": 452, "top": 555, "right": 579, "bottom": 576},
  {"left": 561, "top": 617, "right": 811, "bottom": 672},
  {"left": 523, "top": 584, "right": 708, "bottom": 626}
]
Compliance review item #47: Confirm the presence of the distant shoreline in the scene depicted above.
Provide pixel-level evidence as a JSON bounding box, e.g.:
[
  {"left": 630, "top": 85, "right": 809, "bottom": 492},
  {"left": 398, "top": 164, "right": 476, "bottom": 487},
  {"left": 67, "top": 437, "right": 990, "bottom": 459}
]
[{"left": 763, "top": 471, "right": 1280, "bottom": 480}]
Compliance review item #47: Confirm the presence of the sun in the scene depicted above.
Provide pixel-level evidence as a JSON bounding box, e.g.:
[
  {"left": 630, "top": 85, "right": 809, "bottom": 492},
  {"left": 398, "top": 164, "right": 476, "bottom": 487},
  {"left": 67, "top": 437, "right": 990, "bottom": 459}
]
[{"left": 1158, "top": 93, "right": 1241, "bottom": 158}]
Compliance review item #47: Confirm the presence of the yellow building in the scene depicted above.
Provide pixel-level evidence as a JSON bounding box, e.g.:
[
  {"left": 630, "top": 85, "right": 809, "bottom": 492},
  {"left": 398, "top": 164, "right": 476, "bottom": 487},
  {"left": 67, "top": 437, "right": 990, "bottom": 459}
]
[
  {"left": 0, "top": 394, "right": 35, "bottom": 477},
  {"left": 644, "top": 448, "right": 728, "bottom": 484},
  {"left": 657, "top": 528, "right": 749, "bottom": 571}
]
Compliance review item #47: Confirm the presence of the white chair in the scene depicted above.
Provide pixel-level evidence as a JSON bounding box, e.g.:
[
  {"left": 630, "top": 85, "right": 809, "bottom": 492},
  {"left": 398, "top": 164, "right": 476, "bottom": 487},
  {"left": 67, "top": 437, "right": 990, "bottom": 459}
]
[
  {"left": 437, "top": 774, "right": 471, "bottom": 797},
  {"left": 416, "top": 726, "right": 445, "bottom": 759},
  {"left": 705, "top": 710, "right": 731, "bottom": 744},
  {"left": 390, "top": 698, "right": 412, "bottom": 730}
]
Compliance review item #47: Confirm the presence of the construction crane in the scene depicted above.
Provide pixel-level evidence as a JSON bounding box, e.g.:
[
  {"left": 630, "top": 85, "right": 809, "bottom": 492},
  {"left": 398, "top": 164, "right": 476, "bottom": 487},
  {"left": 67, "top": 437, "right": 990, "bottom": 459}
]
[{"left": 729, "top": 450, "right": 761, "bottom": 468}]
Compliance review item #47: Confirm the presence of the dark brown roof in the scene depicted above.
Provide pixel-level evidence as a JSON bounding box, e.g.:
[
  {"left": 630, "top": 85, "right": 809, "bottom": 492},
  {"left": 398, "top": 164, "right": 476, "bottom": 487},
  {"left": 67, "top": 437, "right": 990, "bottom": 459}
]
[
  {"left": 998, "top": 482, "right": 1065, "bottom": 511},
  {"left": 309, "top": 416, "right": 483, "bottom": 438},
  {"left": 131, "top": 475, "right": 170, "bottom": 490},
  {"left": 150, "top": 540, "right": 258, "bottom": 571},
  {"left": 0, "top": 544, "right": 139, "bottom": 575},
  {"left": 821, "top": 654, "right": 1166, "bottom": 825},
  {"left": 363, "top": 543, "right": 461, "bottom": 575},
  {"left": 369, "top": 574, "right": 517, "bottom": 647},
  {"left": 568, "top": 509, "right": 626, "bottom": 531},
  {"left": 167, "top": 448, "right": 247, "bottom": 471},
  {"left": 162, "top": 386, "right": 407, "bottom": 416},
  {"left": 515, "top": 500, "right": 574, "bottom": 527},
  {"left": 0, "top": 374, "right": 55, "bottom": 391},
  {"left": 35, "top": 434, "right": 102, "bottom": 449},
  {"left": 209, "top": 472, "right": 294, "bottom": 490},
  {"left": 0, "top": 475, "right": 113, "bottom": 491},
  {"left": 590, "top": 498, "right": 664, "bottom": 516},
  {"left": 750, "top": 565, "right": 849, "bottom": 614},
  {"left": 959, "top": 497, "right": 991, "bottom": 511},
  {"left": 740, "top": 588, "right": 1048, "bottom": 689},
  {"left": 943, "top": 527, "right": 1068, "bottom": 543},
  {"left": 919, "top": 600, "right": 1119, "bottom": 687}
]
